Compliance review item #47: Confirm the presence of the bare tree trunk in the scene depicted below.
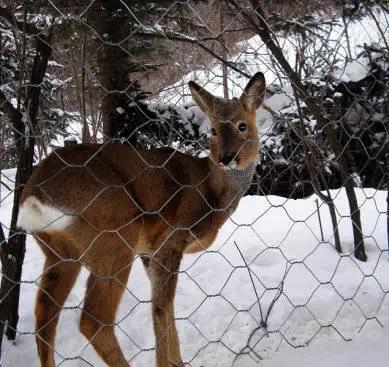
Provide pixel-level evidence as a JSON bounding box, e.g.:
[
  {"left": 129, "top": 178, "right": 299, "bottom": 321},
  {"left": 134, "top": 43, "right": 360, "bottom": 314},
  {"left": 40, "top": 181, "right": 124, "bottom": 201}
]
[
  {"left": 230, "top": 0, "right": 366, "bottom": 260},
  {"left": 293, "top": 88, "right": 342, "bottom": 253}
]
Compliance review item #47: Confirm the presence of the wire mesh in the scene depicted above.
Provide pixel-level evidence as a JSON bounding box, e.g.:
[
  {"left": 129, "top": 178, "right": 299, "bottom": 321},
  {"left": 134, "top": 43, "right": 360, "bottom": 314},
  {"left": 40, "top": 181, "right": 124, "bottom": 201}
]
[{"left": 0, "top": 1, "right": 388, "bottom": 366}]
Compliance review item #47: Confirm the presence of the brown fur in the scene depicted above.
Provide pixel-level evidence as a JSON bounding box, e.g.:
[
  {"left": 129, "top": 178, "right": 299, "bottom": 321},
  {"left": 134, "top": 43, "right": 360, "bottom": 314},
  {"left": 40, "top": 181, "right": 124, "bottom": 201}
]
[{"left": 21, "top": 73, "right": 266, "bottom": 367}]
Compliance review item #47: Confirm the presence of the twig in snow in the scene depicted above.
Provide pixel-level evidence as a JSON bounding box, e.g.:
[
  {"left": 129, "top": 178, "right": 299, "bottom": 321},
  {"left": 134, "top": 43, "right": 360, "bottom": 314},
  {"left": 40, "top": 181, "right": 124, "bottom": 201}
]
[
  {"left": 232, "top": 242, "right": 288, "bottom": 365},
  {"left": 234, "top": 241, "right": 265, "bottom": 325}
]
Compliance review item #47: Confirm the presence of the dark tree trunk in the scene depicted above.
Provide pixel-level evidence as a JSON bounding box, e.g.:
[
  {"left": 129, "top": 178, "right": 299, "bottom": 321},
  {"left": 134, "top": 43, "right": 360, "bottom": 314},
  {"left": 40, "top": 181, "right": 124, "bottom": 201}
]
[
  {"left": 387, "top": 185, "right": 389, "bottom": 260},
  {"left": 293, "top": 87, "right": 343, "bottom": 254},
  {"left": 327, "top": 197, "right": 342, "bottom": 253},
  {"left": 89, "top": 0, "right": 136, "bottom": 143},
  {"left": 385, "top": 101, "right": 389, "bottom": 259},
  {"left": 0, "top": 21, "right": 52, "bottom": 349},
  {"left": 2, "top": 154, "right": 31, "bottom": 341},
  {"left": 344, "top": 181, "right": 366, "bottom": 260}
]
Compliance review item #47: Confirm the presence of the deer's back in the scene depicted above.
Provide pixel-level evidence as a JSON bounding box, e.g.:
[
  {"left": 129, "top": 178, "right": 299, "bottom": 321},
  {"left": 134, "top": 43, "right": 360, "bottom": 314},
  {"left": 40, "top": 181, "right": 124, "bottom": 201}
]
[{"left": 19, "top": 143, "right": 225, "bottom": 253}]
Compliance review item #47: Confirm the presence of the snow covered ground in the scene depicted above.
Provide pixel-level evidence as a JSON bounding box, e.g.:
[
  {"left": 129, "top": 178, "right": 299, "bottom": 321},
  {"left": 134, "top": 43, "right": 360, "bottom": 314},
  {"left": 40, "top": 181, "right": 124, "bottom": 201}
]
[
  {"left": 261, "top": 331, "right": 389, "bottom": 367},
  {"left": 0, "top": 168, "right": 388, "bottom": 366}
]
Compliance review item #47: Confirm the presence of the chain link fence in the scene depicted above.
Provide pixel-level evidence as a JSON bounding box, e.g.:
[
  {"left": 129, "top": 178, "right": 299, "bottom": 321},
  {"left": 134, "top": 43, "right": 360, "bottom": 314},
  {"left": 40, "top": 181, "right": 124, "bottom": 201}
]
[{"left": 0, "top": 1, "right": 389, "bottom": 366}]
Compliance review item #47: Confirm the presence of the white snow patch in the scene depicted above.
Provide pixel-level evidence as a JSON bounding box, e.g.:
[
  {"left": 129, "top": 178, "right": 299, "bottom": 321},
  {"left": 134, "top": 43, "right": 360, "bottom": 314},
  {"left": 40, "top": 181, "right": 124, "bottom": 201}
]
[
  {"left": 260, "top": 330, "right": 389, "bottom": 367},
  {"left": 64, "top": 135, "right": 77, "bottom": 142},
  {"left": 334, "top": 58, "right": 371, "bottom": 83},
  {"left": 48, "top": 60, "right": 64, "bottom": 68},
  {"left": 265, "top": 91, "right": 293, "bottom": 111},
  {"left": 51, "top": 108, "right": 65, "bottom": 116},
  {"left": 344, "top": 60, "right": 370, "bottom": 82}
]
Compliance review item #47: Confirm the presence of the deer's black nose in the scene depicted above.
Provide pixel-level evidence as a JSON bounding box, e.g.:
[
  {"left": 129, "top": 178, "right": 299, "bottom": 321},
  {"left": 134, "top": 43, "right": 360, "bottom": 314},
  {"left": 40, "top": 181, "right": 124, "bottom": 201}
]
[{"left": 220, "top": 153, "right": 236, "bottom": 165}]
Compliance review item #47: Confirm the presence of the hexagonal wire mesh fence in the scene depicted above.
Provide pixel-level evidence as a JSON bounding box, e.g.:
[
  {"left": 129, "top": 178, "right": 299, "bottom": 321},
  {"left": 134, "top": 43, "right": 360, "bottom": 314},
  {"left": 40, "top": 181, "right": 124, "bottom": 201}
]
[{"left": 0, "top": 0, "right": 388, "bottom": 366}]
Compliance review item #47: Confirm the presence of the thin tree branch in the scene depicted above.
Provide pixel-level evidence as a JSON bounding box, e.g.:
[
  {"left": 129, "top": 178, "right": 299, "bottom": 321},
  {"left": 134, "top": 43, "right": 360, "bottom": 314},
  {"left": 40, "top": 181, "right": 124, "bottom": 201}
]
[{"left": 135, "top": 25, "right": 251, "bottom": 79}]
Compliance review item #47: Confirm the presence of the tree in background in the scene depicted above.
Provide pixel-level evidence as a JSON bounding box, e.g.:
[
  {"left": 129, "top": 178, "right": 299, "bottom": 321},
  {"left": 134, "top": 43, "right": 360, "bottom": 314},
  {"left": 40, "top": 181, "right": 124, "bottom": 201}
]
[{"left": 0, "top": 4, "right": 57, "bottom": 347}]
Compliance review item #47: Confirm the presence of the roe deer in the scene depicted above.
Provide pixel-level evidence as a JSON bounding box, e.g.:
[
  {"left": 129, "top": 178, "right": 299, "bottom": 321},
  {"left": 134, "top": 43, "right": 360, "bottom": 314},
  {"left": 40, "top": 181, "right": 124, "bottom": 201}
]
[{"left": 17, "top": 72, "right": 266, "bottom": 367}]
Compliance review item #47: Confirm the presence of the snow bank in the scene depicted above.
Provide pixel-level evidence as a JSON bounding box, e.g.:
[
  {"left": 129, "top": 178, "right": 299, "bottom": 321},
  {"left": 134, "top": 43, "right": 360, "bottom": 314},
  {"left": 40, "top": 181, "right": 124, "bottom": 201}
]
[{"left": 0, "top": 168, "right": 388, "bottom": 366}]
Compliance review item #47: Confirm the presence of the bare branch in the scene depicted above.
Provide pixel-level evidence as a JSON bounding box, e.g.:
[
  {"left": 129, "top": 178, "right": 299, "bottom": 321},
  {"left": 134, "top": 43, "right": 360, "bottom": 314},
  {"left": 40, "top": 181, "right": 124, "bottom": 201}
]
[{"left": 134, "top": 25, "right": 251, "bottom": 79}]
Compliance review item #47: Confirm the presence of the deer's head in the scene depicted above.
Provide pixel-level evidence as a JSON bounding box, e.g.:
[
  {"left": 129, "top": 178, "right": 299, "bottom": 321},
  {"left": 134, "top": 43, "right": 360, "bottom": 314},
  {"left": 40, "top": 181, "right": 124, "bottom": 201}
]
[{"left": 189, "top": 72, "right": 265, "bottom": 170}]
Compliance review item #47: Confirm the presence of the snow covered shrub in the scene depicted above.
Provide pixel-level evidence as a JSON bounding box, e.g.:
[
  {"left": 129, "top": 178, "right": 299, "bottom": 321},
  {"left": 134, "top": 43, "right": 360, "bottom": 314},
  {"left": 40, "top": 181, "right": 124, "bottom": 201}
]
[
  {"left": 116, "top": 100, "right": 210, "bottom": 157},
  {"left": 320, "top": 44, "right": 389, "bottom": 188},
  {"left": 253, "top": 44, "right": 389, "bottom": 197}
]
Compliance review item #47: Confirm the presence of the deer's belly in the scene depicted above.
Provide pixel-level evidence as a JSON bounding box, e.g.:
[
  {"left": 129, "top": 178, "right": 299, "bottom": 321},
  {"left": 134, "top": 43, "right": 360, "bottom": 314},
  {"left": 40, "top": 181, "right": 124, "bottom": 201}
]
[
  {"left": 184, "top": 229, "right": 218, "bottom": 254},
  {"left": 183, "top": 208, "right": 231, "bottom": 254}
]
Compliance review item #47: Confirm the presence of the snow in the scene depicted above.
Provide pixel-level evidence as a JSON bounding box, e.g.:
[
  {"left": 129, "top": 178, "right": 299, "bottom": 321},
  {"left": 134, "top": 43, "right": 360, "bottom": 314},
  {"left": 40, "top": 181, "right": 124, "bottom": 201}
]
[
  {"left": 260, "top": 330, "right": 389, "bottom": 367},
  {"left": 344, "top": 61, "right": 370, "bottom": 82},
  {"left": 264, "top": 89, "right": 293, "bottom": 112},
  {"left": 51, "top": 108, "right": 65, "bottom": 117},
  {"left": 47, "top": 60, "right": 64, "bottom": 68},
  {"left": 135, "top": 24, "right": 197, "bottom": 42},
  {"left": 334, "top": 58, "right": 371, "bottom": 83},
  {"left": 0, "top": 168, "right": 388, "bottom": 366},
  {"left": 64, "top": 135, "right": 77, "bottom": 142}
]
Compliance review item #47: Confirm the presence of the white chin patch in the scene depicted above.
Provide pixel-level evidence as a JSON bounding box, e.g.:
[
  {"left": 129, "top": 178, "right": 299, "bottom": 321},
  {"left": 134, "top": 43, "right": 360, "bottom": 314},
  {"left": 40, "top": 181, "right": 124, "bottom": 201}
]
[
  {"left": 17, "top": 196, "right": 73, "bottom": 233},
  {"left": 220, "top": 160, "right": 238, "bottom": 170}
]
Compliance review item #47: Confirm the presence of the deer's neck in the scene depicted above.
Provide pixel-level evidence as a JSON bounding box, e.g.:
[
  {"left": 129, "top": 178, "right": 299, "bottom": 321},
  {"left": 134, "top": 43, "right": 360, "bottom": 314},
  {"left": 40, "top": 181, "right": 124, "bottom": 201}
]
[
  {"left": 209, "top": 161, "right": 256, "bottom": 213},
  {"left": 226, "top": 163, "right": 256, "bottom": 194}
]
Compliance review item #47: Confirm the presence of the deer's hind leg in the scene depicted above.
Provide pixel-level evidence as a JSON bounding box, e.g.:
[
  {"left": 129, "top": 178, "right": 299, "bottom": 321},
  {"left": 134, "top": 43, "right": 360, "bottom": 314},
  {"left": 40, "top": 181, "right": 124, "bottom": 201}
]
[
  {"left": 79, "top": 234, "right": 133, "bottom": 367},
  {"left": 34, "top": 233, "right": 81, "bottom": 367}
]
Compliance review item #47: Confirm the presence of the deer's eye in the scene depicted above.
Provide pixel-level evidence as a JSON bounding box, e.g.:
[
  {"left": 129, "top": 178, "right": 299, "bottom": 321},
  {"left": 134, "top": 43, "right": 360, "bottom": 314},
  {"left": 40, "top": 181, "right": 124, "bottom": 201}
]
[
  {"left": 238, "top": 122, "right": 247, "bottom": 132},
  {"left": 211, "top": 128, "right": 217, "bottom": 136}
]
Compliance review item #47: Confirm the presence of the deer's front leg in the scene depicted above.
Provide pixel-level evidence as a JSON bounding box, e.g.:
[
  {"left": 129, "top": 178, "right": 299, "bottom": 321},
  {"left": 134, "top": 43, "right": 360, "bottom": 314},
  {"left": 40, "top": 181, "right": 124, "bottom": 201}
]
[{"left": 145, "top": 250, "right": 183, "bottom": 367}]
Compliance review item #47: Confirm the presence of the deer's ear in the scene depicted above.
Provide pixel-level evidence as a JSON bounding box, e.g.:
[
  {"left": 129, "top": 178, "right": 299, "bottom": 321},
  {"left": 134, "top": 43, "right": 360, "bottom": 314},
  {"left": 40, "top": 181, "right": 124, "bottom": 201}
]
[
  {"left": 240, "top": 72, "right": 266, "bottom": 112},
  {"left": 189, "top": 81, "right": 220, "bottom": 116}
]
